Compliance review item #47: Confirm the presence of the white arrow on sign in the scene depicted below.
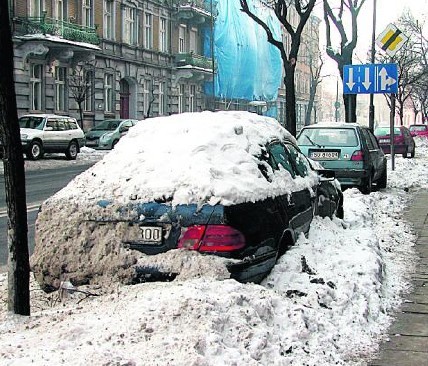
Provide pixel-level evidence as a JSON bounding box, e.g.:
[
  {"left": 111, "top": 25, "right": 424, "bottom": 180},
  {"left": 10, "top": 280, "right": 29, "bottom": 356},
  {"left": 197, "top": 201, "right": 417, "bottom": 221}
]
[
  {"left": 379, "top": 67, "right": 396, "bottom": 90},
  {"left": 362, "top": 67, "right": 371, "bottom": 90},
  {"left": 346, "top": 68, "right": 355, "bottom": 90}
]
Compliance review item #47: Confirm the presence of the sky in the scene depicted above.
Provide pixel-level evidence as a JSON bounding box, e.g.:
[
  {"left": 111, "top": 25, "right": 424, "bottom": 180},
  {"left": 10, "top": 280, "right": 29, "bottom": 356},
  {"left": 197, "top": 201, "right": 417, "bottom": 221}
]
[{"left": 1, "top": 113, "right": 428, "bottom": 365}]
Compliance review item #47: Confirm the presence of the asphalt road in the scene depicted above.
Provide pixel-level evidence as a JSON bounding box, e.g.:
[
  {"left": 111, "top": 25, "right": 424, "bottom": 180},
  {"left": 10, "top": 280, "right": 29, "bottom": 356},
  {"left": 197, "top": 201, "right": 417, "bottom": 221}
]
[{"left": 0, "top": 163, "right": 94, "bottom": 267}]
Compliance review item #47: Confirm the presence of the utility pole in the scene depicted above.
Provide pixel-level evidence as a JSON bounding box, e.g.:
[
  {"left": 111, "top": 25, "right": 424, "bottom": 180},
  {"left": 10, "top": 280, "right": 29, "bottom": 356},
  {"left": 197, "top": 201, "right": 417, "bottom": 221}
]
[{"left": 368, "top": 0, "right": 377, "bottom": 132}]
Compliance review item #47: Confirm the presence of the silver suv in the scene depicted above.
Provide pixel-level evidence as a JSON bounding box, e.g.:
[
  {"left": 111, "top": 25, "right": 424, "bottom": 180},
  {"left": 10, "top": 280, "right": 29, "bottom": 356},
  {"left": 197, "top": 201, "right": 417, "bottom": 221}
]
[{"left": 19, "top": 114, "right": 85, "bottom": 160}]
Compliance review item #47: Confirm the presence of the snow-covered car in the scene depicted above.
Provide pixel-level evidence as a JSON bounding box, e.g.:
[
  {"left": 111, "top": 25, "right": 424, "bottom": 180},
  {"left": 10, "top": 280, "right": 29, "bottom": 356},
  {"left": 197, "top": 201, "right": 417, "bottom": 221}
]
[
  {"left": 18, "top": 114, "right": 85, "bottom": 160},
  {"left": 31, "top": 111, "right": 343, "bottom": 292}
]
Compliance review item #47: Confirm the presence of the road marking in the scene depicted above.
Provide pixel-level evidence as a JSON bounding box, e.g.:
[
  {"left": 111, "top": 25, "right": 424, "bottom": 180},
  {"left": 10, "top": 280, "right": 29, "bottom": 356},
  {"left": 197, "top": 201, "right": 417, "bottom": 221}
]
[{"left": 0, "top": 202, "right": 42, "bottom": 218}]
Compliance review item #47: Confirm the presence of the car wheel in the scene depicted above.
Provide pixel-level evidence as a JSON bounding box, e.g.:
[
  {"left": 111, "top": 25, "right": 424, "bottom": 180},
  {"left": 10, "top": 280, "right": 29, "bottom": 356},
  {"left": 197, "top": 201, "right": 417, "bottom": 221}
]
[
  {"left": 111, "top": 139, "right": 119, "bottom": 149},
  {"left": 410, "top": 147, "right": 415, "bottom": 158},
  {"left": 360, "top": 173, "right": 372, "bottom": 194},
  {"left": 336, "top": 202, "right": 344, "bottom": 219},
  {"left": 65, "top": 141, "right": 78, "bottom": 160},
  {"left": 402, "top": 148, "right": 408, "bottom": 158},
  {"left": 377, "top": 165, "right": 387, "bottom": 189},
  {"left": 27, "top": 141, "right": 43, "bottom": 160}
]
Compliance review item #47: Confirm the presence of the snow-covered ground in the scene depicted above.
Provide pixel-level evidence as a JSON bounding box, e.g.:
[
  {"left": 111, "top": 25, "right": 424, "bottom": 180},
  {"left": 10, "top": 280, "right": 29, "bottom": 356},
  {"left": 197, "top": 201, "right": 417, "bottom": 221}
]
[{"left": 0, "top": 137, "right": 427, "bottom": 366}]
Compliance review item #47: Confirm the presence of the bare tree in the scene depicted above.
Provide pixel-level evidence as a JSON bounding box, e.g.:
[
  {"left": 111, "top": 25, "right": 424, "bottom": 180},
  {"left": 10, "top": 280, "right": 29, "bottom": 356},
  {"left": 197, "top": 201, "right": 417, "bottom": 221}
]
[
  {"left": 378, "top": 11, "right": 428, "bottom": 125},
  {"left": 323, "top": 0, "right": 367, "bottom": 122},
  {"left": 68, "top": 60, "right": 96, "bottom": 128},
  {"left": 240, "top": 0, "right": 317, "bottom": 137},
  {"left": 0, "top": 2, "right": 30, "bottom": 315},
  {"left": 305, "top": 52, "right": 325, "bottom": 125}
]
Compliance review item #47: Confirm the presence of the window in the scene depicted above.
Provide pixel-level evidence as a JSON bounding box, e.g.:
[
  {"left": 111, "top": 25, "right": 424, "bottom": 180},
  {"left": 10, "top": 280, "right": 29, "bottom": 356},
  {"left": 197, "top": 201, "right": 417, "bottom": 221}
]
[
  {"left": 159, "top": 18, "right": 168, "bottom": 52},
  {"left": 30, "top": 0, "right": 44, "bottom": 17},
  {"left": 144, "top": 13, "right": 153, "bottom": 49},
  {"left": 53, "top": 0, "right": 67, "bottom": 21},
  {"left": 286, "top": 144, "right": 309, "bottom": 177},
  {"left": 104, "top": 0, "right": 114, "bottom": 40},
  {"left": 268, "top": 142, "right": 295, "bottom": 178},
  {"left": 361, "top": 129, "right": 375, "bottom": 150},
  {"left": 84, "top": 70, "right": 93, "bottom": 112},
  {"left": 189, "top": 28, "right": 197, "bottom": 53},
  {"left": 55, "top": 66, "right": 67, "bottom": 111},
  {"left": 143, "top": 79, "right": 151, "bottom": 116},
  {"left": 30, "top": 64, "right": 42, "bottom": 111},
  {"left": 179, "top": 25, "right": 186, "bottom": 53},
  {"left": 159, "top": 82, "right": 166, "bottom": 115},
  {"left": 189, "top": 85, "right": 196, "bottom": 112},
  {"left": 124, "top": 7, "right": 137, "bottom": 45},
  {"left": 82, "top": 0, "right": 93, "bottom": 27},
  {"left": 104, "top": 74, "right": 114, "bottom": 112},
  {"left": 178, "top": 84, "right": 185, "bottom": 113}
]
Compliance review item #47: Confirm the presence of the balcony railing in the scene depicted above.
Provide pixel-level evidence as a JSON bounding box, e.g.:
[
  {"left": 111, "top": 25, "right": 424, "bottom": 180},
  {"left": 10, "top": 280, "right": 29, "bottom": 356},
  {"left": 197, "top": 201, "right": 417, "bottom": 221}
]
[
  {"left": 177, "top": 0, "right": 212, "bottom": 14},
  {"left": 13, "top": 14, "right": 100, "bottom": 45},
  {"left": 174, "top": 52, "right": 214, "bottom": 70}
]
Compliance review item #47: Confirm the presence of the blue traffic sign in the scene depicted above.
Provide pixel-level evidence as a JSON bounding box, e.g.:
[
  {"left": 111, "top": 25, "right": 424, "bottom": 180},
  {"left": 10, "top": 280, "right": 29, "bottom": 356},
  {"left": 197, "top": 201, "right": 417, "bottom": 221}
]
[{"left": 343, "top": 63, "right": 398, "bottom": 94}]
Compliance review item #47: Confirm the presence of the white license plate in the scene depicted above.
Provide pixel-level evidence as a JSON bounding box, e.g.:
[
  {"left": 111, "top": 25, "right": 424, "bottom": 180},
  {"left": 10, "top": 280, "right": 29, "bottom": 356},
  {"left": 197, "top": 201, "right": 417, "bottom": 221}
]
[
  {"left": 379, "top": 138, "right": 390, "bottom": 144},
  {"left": 86, "top": 141, "right": 98, "bottom": 147},
  {"left": 310, "top": 151, "right": 339, "bottom": 160},
  {"left": 140, "top": 226, "right": 163, "bottom": 244}
]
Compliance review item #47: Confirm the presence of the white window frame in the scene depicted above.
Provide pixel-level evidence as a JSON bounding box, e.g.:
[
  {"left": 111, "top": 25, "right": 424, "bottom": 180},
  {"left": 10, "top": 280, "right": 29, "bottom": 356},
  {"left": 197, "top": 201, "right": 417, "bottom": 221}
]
[
  {"left": 84, "top": 70, "right": 93, "bottom": 112},
  {"left": 30, "top": 64, "right": 42, "bottom": 111},
  {"left": 178, "top": 84, "right": 186, "bottom": 113},
  {"left": 189, "top": 84, "right": 196, "bottom": 112},
  {"left": 82, "top": 0, "right": 93, "bottom": 27},
  {"left": 123, "top": 6, "right": 137, "bottom": 45},
  {"left": 104, "top": 73, "right": 114, "bottom": 112},
  {"left": 53, "top": 0, "right": 67, "bottom": 21},
  {"left": 30, "top": 0, "right": 44, "bottom": 17},
  {"left": 159, "top": 82, "right": 165, "bottom": 115},
  {"left": 189, "top": 28, "right": 197, "bottom": 53},
  {"left": 144, "top": 13, "right": 153, "bottom": 49},
  {"left": 103, "top": 0, "right": 115, "bottom": 40},
  {"left": 143, "top": 79, "right": 151, "bottom": 116},
  {"left": 55, "top": 66, "right": 67, "bottom": 112},
  {"left": 178, "top": 24, "right": 186, "bottom": 53},
  {"left": 159, "top": 18, "right": 168, "bottom": 52}
]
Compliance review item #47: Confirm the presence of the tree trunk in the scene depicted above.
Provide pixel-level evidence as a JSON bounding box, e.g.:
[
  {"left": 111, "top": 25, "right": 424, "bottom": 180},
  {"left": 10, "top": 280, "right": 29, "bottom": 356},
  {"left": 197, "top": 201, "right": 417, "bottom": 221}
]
[
  {"left": 78, "top": 102, "right": 84, "bottom": 130},
  {"left": 305, "top": 83, "right": 316, "bottom": 126},
  {"left": 0, "top": 3, "right": 30, "bottom": 315},
  {"left": 284, "top": 64, "right": 297, "bottom": 137},
  {"left": 338, "top": 56, "right": 357, "bottom": 123}
]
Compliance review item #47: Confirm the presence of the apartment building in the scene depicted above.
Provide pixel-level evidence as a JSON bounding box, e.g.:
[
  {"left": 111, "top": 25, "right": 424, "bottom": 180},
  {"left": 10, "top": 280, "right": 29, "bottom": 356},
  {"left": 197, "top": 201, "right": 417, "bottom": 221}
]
[{"left": 9, "top": 0, "right": 214, "bottom": 130}]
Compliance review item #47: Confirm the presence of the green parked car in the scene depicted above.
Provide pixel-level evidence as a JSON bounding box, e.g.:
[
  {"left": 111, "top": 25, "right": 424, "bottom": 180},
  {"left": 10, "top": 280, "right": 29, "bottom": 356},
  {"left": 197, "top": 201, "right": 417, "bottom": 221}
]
[
  {"left": 297, "top": 122, "right": 387, "bottom": 194},
  {"left": 85, "top": 119, "right": 140, "bottom": 150}
]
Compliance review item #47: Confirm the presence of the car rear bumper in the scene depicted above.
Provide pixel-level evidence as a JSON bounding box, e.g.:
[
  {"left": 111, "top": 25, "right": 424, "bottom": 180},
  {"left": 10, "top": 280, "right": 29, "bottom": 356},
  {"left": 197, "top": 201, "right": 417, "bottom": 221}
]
[
  {"left": 379, "top": 144, "right": 407, "bottom": 154},
  {"left": 334, "top": 169, "right": 368, "bottom": 186}
]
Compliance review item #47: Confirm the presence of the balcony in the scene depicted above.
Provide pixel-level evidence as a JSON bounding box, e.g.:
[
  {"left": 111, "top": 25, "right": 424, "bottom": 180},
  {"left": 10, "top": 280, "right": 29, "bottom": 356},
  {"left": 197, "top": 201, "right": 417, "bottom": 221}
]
[
  {"left": 13, "top": 15, "right": 100, "bottom": 46},
  {"left": 175, "top": 0, "right": 213, "bottom": 23},
  {"left": 175, "top": 52, "right": 214, "bottom": 70},
  {"left": 173, "top": 52, "right": 215, "bottom": 85}
]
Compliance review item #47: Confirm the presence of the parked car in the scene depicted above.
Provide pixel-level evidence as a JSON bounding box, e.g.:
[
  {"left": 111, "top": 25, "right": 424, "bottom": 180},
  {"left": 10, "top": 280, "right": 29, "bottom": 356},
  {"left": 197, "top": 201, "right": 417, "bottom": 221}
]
[
  {"left": 85, "top": 119, "right": 139, "bottom": 149},
  {"left": 31, "top": 111, "right": 343, "bottom": 292},
  {"left": 297, "top": 122, "right": 387, "bottom": 194},
  {"left": 409, "top": 124, "right": 428, "bottom": 139},
  {"left": 18, "top": 114, "right": 85, "bottom": 160},
  {"left": 374, "top": 125, "right": 416, "bottom": 158}
]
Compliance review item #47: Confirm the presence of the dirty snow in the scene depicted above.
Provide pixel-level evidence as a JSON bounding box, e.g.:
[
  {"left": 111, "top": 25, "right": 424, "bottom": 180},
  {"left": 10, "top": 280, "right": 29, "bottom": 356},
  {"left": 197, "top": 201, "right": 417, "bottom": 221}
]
[{"left": 0, "top": 125, "right": 427, "bottom": 365}]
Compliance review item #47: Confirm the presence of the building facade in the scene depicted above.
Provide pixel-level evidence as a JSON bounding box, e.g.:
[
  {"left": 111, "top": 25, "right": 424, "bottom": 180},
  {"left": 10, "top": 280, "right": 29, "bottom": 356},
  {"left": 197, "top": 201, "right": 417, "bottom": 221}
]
[{"left": 9, "top": 0, "right": 214, "bottom": 130}]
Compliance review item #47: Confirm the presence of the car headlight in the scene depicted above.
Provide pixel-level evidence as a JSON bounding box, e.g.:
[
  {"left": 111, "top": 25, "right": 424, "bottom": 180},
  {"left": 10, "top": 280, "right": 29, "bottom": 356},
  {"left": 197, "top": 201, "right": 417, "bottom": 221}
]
[
  {"left": 100, "top": 132, "right": 114, "bottom": 142},
  {"left": 20, "top": 134, "right": 28, "bottom": 141}
]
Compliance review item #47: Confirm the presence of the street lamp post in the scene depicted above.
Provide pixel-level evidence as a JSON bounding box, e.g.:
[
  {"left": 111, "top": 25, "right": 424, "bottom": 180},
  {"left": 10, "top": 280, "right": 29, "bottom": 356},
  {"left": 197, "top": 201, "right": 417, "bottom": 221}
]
[{"left": 369, "top": 0, "right": 377, "bottom": 132}]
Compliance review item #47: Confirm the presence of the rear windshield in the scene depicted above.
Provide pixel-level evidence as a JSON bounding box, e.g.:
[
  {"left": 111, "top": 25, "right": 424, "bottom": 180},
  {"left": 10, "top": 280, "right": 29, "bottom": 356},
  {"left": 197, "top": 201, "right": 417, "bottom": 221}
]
[
  {"left": 409, "top": 125, "right": 427, "bottom": 132},
  {"left": 297, "top": 128, "right": 359, "bottom": 147},
  {"left": 374, "top": 127, "right": 401, "bottom": 136},
  {"left": 19, "top": 116, "right": 44, "bottom": 130},
  {"left": 92, "top": 119, "right": 122, "bottom": 131}
]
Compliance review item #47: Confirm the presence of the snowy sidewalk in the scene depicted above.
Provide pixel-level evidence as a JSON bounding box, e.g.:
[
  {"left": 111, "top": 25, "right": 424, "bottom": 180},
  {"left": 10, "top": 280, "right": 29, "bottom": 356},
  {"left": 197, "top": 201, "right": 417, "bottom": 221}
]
[{"left": 370, "top": 189, "right": 428, "bottom": 366}]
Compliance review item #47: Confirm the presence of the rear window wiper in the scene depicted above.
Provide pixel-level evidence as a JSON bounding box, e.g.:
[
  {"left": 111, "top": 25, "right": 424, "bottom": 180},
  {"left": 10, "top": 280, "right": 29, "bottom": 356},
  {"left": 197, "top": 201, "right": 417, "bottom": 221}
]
[{"left": 305, "top": 135, "right": 322, "bottom": 148}]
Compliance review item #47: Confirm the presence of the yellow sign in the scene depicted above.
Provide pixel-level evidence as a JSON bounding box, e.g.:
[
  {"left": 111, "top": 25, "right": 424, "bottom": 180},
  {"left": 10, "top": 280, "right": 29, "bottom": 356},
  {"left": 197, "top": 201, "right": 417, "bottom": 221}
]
[{"left": 376, "top": 23, "right": 408, "bottom": 56}]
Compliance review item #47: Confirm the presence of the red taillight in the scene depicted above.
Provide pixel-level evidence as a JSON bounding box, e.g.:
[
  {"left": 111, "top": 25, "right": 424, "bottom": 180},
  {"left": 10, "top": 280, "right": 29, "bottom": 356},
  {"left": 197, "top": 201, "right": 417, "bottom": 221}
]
[
  {"left": 178, "top": 225, "right": 246, "bottom": 252},
  {"left": 351, "top": 150, "right": 364, "bottom": 161}
]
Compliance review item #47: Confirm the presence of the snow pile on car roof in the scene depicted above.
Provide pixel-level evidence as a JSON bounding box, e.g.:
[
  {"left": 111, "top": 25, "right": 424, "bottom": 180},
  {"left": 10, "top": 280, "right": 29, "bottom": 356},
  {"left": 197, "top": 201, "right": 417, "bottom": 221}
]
[{"left": 49, "top": 111, "right": 317, "bottom": 207}]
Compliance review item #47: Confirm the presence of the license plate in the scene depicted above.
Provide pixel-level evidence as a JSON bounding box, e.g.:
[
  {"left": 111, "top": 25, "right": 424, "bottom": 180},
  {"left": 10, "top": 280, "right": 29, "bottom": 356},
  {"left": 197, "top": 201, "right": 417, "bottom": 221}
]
[
  {"left": 379, "top": 138, "right": 390, "bottom": 144},
  {"left": 86, "top": 140, "right": 98, "bottom": 147},
  {"left": 310, "top": 151, "right": 338, "bottom": 160},
  {"left": 140, "top": 226, "right": 163, "bottom": 244}
]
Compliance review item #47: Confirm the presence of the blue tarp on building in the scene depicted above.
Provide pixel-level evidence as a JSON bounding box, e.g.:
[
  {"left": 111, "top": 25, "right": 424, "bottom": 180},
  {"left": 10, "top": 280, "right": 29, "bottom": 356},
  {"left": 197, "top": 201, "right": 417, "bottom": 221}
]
[{"left": 204, "top": 0, "right": 282, "bottom": 111}]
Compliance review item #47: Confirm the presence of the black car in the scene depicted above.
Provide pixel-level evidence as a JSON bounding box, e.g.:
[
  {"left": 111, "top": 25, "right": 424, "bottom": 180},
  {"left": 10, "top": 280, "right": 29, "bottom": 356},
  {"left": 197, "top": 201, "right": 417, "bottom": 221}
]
[{"left": 31, "top": 111, "right": 343, "bottom": 291}]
